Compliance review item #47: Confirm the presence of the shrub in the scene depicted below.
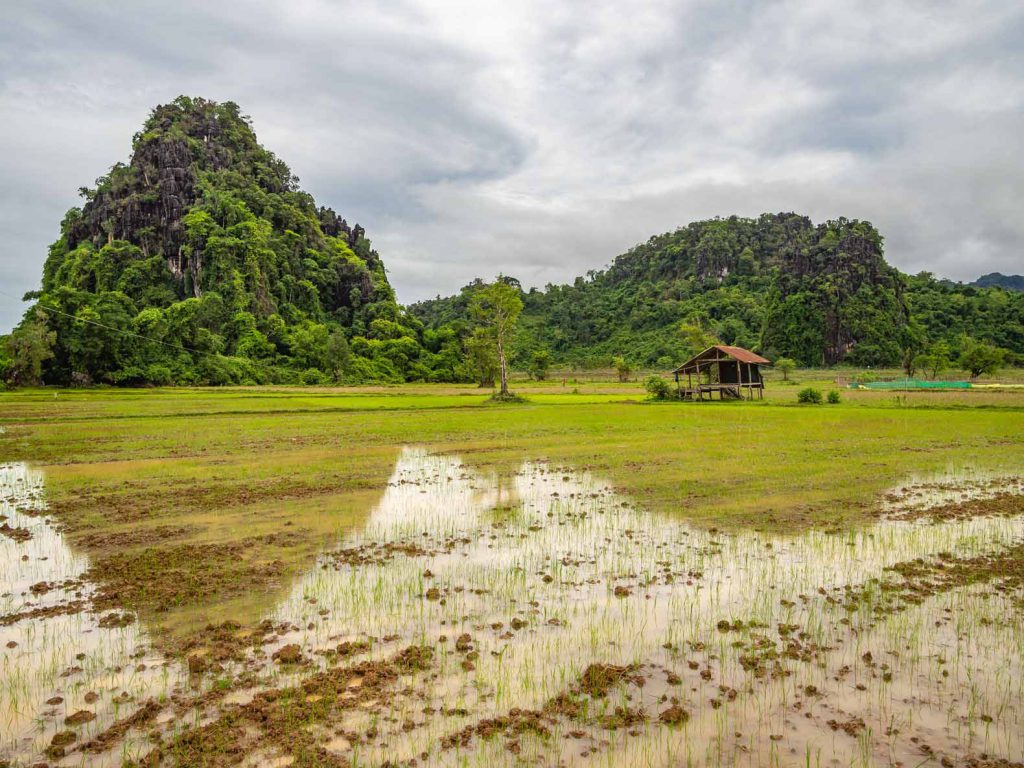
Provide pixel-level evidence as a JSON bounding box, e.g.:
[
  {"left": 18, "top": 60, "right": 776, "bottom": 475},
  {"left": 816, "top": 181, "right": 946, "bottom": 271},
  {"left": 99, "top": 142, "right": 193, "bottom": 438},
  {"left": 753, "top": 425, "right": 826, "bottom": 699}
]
[
  {"left": 300, "top": 368, "right": 330, "bottom": 385},
  {"left": 797, "top": 387, "right": 823, "bottom": 404},
  {"left": 827, "top": 389, "right": 841, "bottom": 404},
  {"left": 644, "top": 375, "right": 672, "bottom": 400}
]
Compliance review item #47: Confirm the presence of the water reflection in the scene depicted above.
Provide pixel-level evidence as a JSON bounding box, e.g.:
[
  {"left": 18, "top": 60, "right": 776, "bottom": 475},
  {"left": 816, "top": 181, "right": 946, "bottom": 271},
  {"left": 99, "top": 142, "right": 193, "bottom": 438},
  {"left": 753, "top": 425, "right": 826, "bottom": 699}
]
[
  {"left": 0, "top": 464, "right": 182, "bottom": 766},
  {"left": 2, "top": 451, "right": 1023, "bottom": 767}
]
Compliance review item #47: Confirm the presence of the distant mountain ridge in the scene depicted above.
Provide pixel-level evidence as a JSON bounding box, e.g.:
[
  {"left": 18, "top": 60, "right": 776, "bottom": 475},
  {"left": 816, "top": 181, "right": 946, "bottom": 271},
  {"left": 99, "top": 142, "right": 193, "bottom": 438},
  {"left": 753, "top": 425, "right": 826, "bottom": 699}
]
[{"left": 972, "top": 273, "right": 1024, "bottom": 292}]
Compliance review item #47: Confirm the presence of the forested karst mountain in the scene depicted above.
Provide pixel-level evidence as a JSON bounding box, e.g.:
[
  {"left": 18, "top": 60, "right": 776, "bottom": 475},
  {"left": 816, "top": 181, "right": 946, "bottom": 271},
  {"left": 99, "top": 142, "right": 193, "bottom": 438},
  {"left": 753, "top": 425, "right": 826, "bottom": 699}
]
[
  {"left": 4, "top": 98, "right": 1021, "bottom": 387},
  {"left": 412, "top": 214, "right": 1024, "bottom": 369},
  {"left": 12, "top": 97, "right": 465, "bottom": 385}
]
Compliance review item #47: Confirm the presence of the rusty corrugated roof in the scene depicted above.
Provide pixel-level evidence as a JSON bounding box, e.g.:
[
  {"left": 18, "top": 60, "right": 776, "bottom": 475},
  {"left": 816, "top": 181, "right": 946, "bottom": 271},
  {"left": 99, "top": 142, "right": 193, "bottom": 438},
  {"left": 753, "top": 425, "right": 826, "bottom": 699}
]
[
  {"left": 671, "top": 345, "right": 771, "bottom": 373},
  {"left": 712, "top": 345, "right": 771, "bottom": 364}
]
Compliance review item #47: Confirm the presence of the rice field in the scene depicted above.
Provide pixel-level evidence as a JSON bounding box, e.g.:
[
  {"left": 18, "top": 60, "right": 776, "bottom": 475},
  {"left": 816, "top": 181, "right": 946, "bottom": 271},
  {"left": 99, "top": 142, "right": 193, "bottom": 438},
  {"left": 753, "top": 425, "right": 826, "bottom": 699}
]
[{"left": 1, "top": 384, "right": 1023, "bottom": 767}]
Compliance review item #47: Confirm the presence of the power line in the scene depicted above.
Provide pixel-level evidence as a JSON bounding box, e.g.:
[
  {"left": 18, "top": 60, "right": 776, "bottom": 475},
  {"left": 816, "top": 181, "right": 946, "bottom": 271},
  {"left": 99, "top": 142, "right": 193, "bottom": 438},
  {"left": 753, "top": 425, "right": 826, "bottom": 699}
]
[{"left": 0, "top": 287, "right": 220, "bottom": 359}]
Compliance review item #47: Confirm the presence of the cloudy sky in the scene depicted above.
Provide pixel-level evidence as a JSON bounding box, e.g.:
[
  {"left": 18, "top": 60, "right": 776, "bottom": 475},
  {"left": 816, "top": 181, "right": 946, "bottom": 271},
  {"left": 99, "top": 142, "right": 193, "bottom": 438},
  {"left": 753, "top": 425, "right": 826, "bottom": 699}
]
[{"left": 1, "top": 0, "right": 1022, "bottom": 331}]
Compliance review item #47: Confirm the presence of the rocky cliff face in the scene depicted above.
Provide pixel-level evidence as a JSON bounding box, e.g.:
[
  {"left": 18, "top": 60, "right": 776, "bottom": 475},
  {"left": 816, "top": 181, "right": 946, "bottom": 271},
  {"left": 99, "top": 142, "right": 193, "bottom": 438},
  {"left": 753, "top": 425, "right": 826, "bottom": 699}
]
[{"left": 54, "top": 97, "right": 385, "bottom": 308}]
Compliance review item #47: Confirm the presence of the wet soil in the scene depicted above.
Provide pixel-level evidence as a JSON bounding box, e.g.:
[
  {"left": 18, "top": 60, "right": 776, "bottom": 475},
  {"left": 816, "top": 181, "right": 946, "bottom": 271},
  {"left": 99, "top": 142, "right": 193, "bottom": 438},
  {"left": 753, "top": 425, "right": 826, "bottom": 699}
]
[{"left": 4, "top": 457, "right": 1024, "bottom": 767}]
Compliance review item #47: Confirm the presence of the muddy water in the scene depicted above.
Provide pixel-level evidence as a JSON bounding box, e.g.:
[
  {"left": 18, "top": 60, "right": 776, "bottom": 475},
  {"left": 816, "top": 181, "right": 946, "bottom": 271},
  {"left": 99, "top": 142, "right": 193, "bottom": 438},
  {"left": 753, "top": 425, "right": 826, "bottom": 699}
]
[
  {"left": 251, "top": 450, "right": 1024, "bottom": 767},
  {"left": 0, "top": 464, "right": 183, "bottom": 766},
  {"left": 2, "top": 453, "right": 1023, "bottom": 767}
]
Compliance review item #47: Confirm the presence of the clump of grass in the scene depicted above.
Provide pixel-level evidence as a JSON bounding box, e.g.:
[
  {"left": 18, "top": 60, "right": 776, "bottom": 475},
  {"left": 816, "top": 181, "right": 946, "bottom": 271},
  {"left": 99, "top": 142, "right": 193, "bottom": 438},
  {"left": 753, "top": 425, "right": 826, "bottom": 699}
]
[{"left": 489, "top": 391, "right": 529, "bottom": 403}]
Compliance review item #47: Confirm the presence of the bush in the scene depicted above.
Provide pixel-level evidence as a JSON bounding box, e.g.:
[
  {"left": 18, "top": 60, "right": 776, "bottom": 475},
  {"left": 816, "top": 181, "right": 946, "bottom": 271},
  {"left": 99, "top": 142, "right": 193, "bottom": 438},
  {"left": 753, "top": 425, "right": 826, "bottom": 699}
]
[
  {"left": 644, "top": 375, "right": 672, "bottom": 400},
  {"left": 827, "top": 389, "right": 841, "bottom": 404},
  {"left": 797, "top": 387, "right": 823, "bottom": 404},
  {"left": 300, "top": 368, "right": 330, "bottom": 385}
]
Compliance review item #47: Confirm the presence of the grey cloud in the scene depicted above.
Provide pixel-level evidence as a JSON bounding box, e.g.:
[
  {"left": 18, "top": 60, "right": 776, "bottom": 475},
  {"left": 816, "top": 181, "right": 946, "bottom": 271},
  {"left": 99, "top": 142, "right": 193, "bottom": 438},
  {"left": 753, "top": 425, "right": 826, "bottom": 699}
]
[{"left": 2, "top": 0, "right": 1023, "bottom": 333}]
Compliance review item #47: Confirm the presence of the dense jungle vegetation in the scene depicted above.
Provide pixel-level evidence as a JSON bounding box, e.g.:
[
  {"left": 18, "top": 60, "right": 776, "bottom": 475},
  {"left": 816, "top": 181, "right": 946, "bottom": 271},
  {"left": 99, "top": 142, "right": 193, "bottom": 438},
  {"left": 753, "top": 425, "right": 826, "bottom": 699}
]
[{"left": 2, "top": 97, "right": 1022, "bottom": 387}]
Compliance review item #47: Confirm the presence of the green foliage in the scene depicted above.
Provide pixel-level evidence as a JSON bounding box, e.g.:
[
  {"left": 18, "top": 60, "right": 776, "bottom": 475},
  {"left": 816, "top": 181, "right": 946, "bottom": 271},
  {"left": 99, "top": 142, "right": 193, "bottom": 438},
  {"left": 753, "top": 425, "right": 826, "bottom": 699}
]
[
  {"left": 3, "top": 309, "right": 56, "bottom": 387},
  {"left": 527, "top": 348, "right": 552, "bottom": 381},
  {"left": 644, "top": 375, "right": 672, "bottom": 400},
  {"left": 412, "top": 215, "right": 1024, "bottom": 375},
  {"left": 465, "top": 328, "right": 499, "bottom": 388},
  {"left": 775, "top": 357, "right": 796, "bottom": 382},
  {"left": 827, "top": 389, "right": 841, "bottom": 404},
  {"left": 468, "top": 280, "right": 523, "bottom": 395},
  {"left": 20, "top": 97, "right": 463, "bottom": 387},
  {"left": 914, "top": 341, "right": 952, "bottom": 380},
  {"left": 612, "top": 356, "right": 632, "bottom": 382},
  {"left": 958, "top": 335, "right": 1005, "bottom": 379},
  {"left": 797, "top": 387, "right": 823, "bottom": 404}
]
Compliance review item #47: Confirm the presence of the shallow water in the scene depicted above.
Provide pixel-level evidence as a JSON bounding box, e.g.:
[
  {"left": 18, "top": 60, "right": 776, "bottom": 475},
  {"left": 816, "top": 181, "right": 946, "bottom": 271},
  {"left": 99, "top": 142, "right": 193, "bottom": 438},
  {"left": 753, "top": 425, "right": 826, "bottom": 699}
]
[
  {"left": 1, "top": 452, "right": 1023, "bottom": 766},
  {"left": 0, "top": 464, "right": 182, "bottom": 766}
]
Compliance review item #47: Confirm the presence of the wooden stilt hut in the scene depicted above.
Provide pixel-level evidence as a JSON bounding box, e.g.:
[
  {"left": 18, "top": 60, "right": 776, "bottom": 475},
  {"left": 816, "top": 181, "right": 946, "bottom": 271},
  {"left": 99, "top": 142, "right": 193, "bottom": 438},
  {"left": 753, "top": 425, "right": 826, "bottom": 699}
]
[{"left": 672, "top": 345, "right": 770, "bottom": 401}]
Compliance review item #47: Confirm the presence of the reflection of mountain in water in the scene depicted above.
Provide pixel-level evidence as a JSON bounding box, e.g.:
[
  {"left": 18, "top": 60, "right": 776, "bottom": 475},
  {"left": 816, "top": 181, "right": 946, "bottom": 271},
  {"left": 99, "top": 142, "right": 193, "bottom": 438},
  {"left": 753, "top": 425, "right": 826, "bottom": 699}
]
[
  {"left": 4, "top": 452, "right": 1024, "bottom": 766},
  {"left": 264, "top": 448, "right": 1024, "bottom": 767},
  {"left": 0, "top": 464, "right": 183, "bottom": 764}
]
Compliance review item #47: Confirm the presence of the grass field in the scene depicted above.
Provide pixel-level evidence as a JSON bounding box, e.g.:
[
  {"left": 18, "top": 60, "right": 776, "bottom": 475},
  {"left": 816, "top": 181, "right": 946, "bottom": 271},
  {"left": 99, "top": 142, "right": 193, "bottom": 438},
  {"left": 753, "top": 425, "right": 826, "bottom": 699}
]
[{"left": 1, "top": 379, "right": 1023, "bottom": 766}]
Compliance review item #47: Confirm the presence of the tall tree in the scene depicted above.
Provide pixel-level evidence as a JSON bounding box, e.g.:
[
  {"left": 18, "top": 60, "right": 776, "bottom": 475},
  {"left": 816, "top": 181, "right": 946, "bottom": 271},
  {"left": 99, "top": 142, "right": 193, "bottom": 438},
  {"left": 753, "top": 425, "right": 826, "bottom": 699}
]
[
  {"left": 958, "top": 336, "right": 1005, "bottom": 379},
  {"left": 469, "top": 280, "right": 523, "bottom": 397},
  {"left": 4, "top": 309, "right": 56, "bottom": 387}
]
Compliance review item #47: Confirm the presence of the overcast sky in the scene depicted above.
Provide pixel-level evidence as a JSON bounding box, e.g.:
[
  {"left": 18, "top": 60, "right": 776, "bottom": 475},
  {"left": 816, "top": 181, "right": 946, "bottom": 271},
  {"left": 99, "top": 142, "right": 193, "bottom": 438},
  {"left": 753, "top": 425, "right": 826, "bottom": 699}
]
[{"left": 1, "top": 0, "right": 1022, "bottom": 332}]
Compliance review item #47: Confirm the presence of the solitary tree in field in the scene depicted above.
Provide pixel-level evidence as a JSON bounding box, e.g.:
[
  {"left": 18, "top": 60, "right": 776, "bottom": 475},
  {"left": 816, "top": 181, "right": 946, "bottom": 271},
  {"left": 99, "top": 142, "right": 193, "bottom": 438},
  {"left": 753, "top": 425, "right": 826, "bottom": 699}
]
[
  {"left": 469, "top": 280, "right": 523, "bottom": 397},
  {"left": 465, "top": 328, "right": 499, "bottom": 387},
  {"left": 775, "top": 357, "right": 796, "bottom": 382},
  {"left": 958, "top": 336, "right": 1004, "bottom": 379}
]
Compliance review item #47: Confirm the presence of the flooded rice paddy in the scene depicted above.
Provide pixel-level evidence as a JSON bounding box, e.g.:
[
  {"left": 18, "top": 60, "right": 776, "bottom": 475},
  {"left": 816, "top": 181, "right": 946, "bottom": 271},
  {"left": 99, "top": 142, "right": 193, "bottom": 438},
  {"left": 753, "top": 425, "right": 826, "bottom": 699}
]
[{"left": 1, "top": 450, "right": 1023, "bottom": 767}]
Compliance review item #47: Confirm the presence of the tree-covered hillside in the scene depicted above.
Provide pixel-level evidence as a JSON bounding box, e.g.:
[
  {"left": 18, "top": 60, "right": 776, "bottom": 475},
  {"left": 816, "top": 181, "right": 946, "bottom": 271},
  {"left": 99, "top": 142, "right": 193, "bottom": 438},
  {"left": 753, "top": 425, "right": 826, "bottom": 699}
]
[
  {"left": 3, "top": 97, "right": 468, "bottom": 386},
  {"left": 412, "top": 214, "right": 1024, "bottom": 370},
  {"left": 3, "top": 98, "right": 1020, "bottom": 388}
]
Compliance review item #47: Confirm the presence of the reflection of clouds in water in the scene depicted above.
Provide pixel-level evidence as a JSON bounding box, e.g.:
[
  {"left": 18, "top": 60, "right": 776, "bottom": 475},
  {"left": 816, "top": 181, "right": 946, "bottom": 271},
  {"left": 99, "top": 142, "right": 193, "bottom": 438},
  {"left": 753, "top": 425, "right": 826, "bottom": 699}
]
[
  {"left": 882, "top": 466, "right": 1024, "bottom": 513},
  {"left": 0, "top": 464, "right": 180, "bottom": 765},
  {"left": 4, "top": 452, "right": 1023, "bottom": 766},
  {"left": 362, "top": 448, "right": 501, "bottom": 538},
  {"left": 270, "top": 449, "right": 1024, "bottom": 766}
]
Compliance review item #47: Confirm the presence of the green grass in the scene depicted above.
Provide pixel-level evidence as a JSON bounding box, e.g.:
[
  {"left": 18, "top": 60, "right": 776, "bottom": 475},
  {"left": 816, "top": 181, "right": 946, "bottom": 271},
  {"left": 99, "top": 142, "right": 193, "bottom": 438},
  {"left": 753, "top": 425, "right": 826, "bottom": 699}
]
[{"left": 2, "top": 380, "right": 1023, "bottom": 635}]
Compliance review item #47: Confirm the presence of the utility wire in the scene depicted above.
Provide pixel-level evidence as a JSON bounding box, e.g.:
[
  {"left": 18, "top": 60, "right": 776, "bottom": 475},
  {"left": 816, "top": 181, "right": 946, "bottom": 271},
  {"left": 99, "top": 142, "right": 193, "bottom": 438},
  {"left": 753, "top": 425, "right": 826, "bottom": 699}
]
[{"left": 0, "top": 286, "right": 221, "bottom": 359}]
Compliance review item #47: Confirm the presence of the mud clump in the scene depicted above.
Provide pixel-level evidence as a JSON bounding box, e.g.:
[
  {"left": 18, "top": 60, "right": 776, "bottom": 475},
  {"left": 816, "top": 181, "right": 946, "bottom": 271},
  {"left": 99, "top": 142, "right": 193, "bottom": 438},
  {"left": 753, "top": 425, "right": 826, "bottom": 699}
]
[
  {"left": 327, "top": 540, "right": 430, "bottom": 568},
  {"left": 333, "top": 639, "right": 371, "bottom": 660},
  {"left": 81, "top": 700, "right": 163, "bottom": 754},
  {"left": 272, "top": 644, "right": 304, "bottom": 665},
  {"left": 658, "top": 704, "right": 689, "bottom": 725},
  {"left": 65, "top": 709, "right": 96, "bottom": 726},
  {"left": 599, "top": 705, "right": 647, "bottom": 730},
  {"left": 75, "top": 524, "right": 198, "bottom": 549},
  {"left": 441, "top": 708, "right": 553, "bottom": 751},
  {"left": 577, "top": 663, "right": 639, "bottom": 698},
  {"left": 827, "top": 716, "right": 867, "bottom": 737},
  {"left": 158, "top": 647, "right": 432, "bottom": 765},
  {"left": 97, "top": 611, "right": 135, "bottom": 628},
  {"left": 86, "top": 542, "right": 285, "bottom": 613},
  {"left": 394, "top": 645, "right": 434, "bottom": 672},
  {"left": 0, "top": 522, "right": 32, "bottom": 542}
]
